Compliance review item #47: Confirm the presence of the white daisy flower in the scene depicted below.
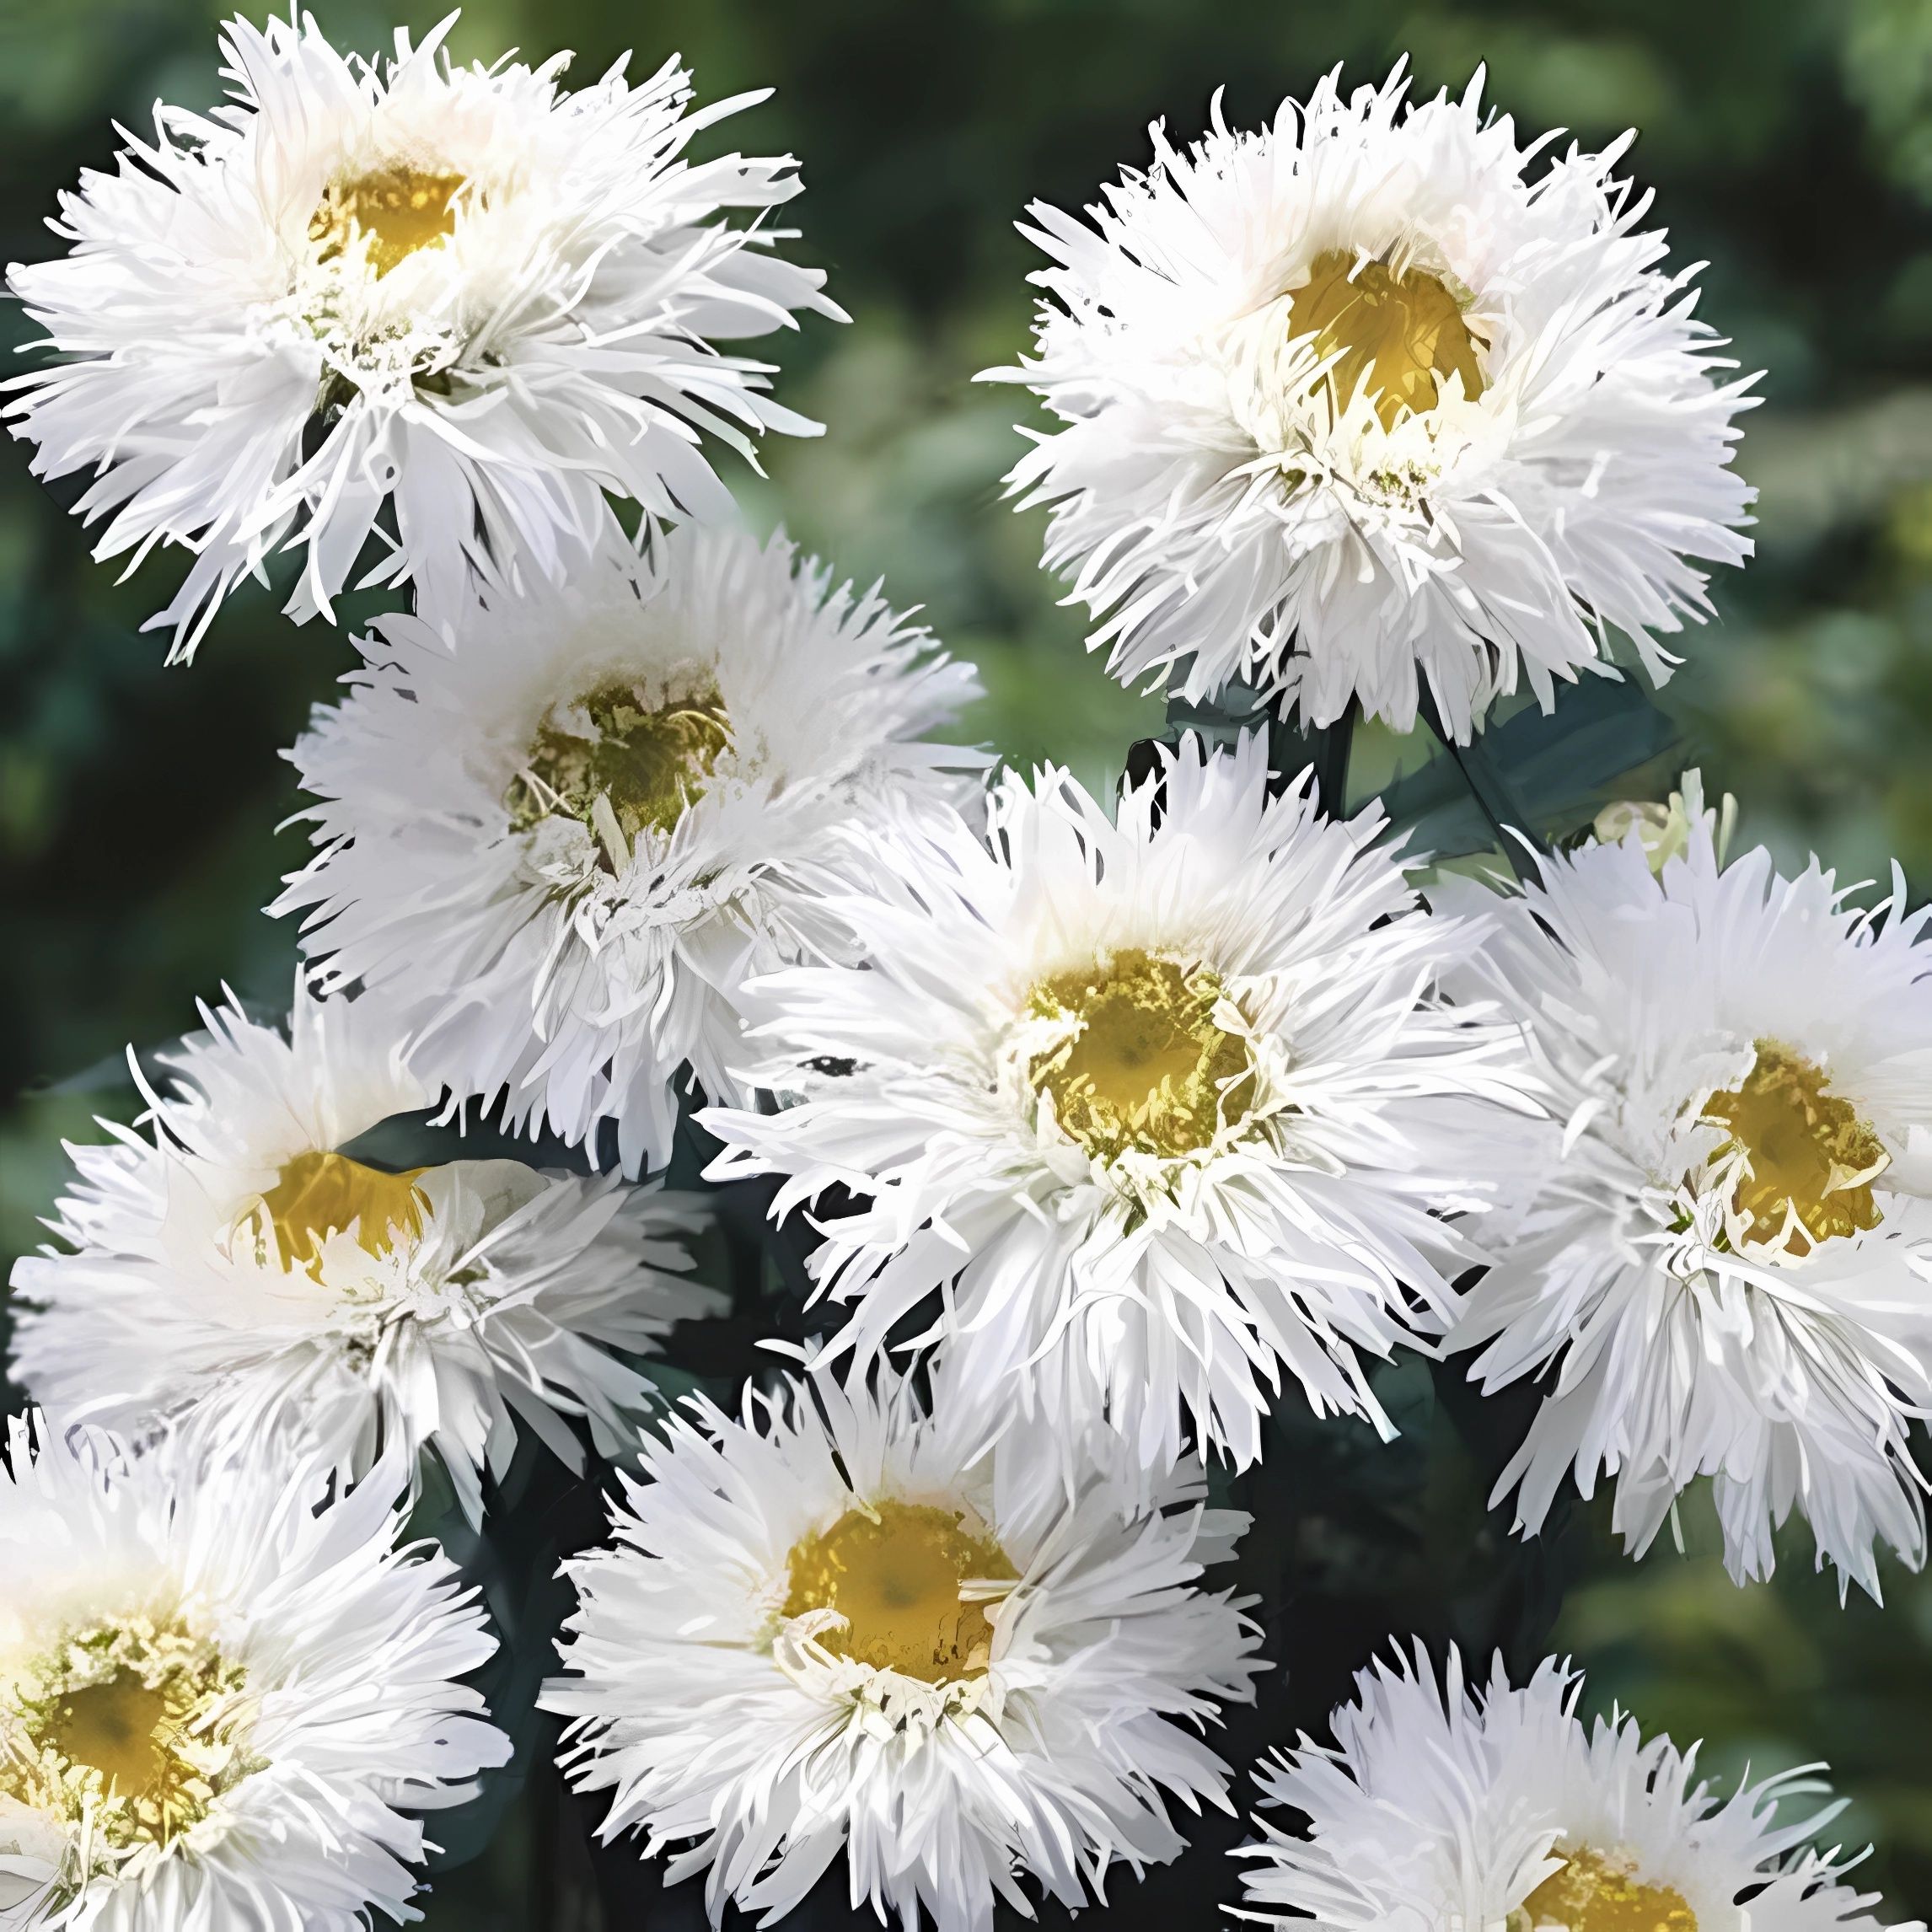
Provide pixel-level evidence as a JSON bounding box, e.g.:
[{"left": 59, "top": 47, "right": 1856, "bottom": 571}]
[
  {"left": 274, "top": 521, "right": 985, "bottom": 1178},
  {"left": 0, "top": 1412, "right": 507, "bottom": 1930},
  {"left": 702, "top": 733, "right": 1538, "bottom": 1480},
  {"left": 3, "top": 9, "right": 840, "bottom": 657},
  {"left": 8, "top": 979, "right": 721, "bottom": 1526},
  {"left": 985, "top": 63, "right": 1756, "bottom": 741},
  {"left": 543, "top": 1368, "right": 1264, "bottom": 1932},
  {"left": 1441, "top": 776, "right": 1932, "bottom": 1595},
  {"left": 1234, "top": 1646, "right": 1908, "bottom": 1932}
]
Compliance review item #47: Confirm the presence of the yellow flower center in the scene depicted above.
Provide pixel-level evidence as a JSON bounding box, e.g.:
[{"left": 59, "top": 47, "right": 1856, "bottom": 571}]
[
  {"left": 1517, "top": 1844, "right": 1698, "bottom": 1932},
  {"left": 253, "top": 1149, "right": 430, "bottom": 1275},
  {"left": 781, "top": 1500, "right": 1016, "bottom": 1683},
  {"left": 1, "top": 1615, "right": 252, "bottom": 1855},
  {"left": 1027, "top": 948, "right": 1255, "bottom": 1162},
  {"left": 1286, "top": 248, "right": 1486, "bottom": 432},
  {"left": 47, "top": 1674, "right": 172, "bottom": 1798},
  {"left": 309, "top": 165, "right": 469, "bottom": 277},
  {"left": 1592, "top": 799, "right": 1691, "bottom": 876},
  {"left": 506, "top": 679, "right": 732, "bottom": 861},
  {"left": 1700, "top": 1041, "right": 1888, "bottom": 1256}
]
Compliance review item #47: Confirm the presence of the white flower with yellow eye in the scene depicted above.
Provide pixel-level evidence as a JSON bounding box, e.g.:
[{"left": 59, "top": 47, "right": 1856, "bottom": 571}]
[
  {"left": 1442, "top": 777, "right": 1932, "bottom": 1595},
  {"left": 1236, "top": 1647, "right": 1908, "bottom": 1932},
  {"left": 0, "top": 1414, "right": 507, "bottom": 1931},
  {"left": 8, "top": 981, "right": 719, "bottom": 1526},
  {"left": 275, "top": 521, "right": 985, "bottom": 1178},
  {"left": 985, "top": 64, "right": 1755, "bottom": 741},
  {"left": 4, "top": 10, "right": 839, "bottom": 655},
  {"left": 543, "top": 1370, "right": 1263, "bottom": 1932},
  {"left": 703, "top": 733, "right": 1538, "bottom": 1481}
]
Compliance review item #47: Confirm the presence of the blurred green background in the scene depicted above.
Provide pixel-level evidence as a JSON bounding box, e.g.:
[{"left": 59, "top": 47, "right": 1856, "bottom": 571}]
[{"left": 7, "top": 0, "right": 1932, "bottom": 1922}]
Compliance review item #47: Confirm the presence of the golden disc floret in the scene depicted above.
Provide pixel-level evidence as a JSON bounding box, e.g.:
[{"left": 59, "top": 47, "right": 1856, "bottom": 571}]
[
  {"left": 1515, "top": 1843, "right": 1698, "bottom": 1932},
  {"left": 506, "top": 680, "right": 732, "bottom": 860},
  {"left": 309, "top": 166, "right": 469, "bottom": 276},
  {"left": 781, "top": 1500, "right": 1016, "bottom": 1682},
  {"left": 253, "top": 1149, "right": 431, "bottom": 1275},
  {"left": 1027, "top": 948, "right": 1255, "bottom": 1162},
  {"left": 1701, "top": 1041, "right": 1887, "bottom": 1255},
  {"left": 0, "top": 1613, "right": 253, "bottom": 1855},
  {"left": 1287, "top": 249, "right": 1485, "bottom": 431}
]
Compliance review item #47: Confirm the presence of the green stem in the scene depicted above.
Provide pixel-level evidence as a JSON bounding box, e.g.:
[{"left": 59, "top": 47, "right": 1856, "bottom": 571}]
[
  {"left": 1157, "top": 676, "right": 1357, "bottom": 818},
  {"left": 1299, "top": 698, "right": 1357, "bottom": 818},
  {"left": 1262, "top": 706, "right": 1355, "bottom": 817}
]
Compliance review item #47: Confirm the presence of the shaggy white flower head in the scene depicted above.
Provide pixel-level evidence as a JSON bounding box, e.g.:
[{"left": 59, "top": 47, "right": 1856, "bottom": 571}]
[
  {"left": 8, "top": 980, "right": 721, "bottom": 1526},
  {"left": 543, "top": 1368, "right": 1263, "bottom": 1932},
  {"left": 1442, "top": 775, "right": 1932, "bottom": 1595},
  {"left": 703, "top": 733, "right": 1537, "bottom": 1479},
  {"left": 4, "top": 9, "right": 840, "bottom": 656},
  {"left": 985, "top": 63, "right": 1756, "bottom": 741},
  {"left": 0, "top": 1414, "right": 507, "bottom": 1930},
  {"left": 1234, "top": 1646, "right": 1911, "bottom": 1932},
  {"left": 276, "top": 521, "right": 985, "bottom": 1178}
]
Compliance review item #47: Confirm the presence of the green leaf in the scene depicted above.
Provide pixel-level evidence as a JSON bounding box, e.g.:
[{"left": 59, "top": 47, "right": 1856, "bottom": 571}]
[{"left": 1380, "top": 675, "right": 1685, "bottom": 859}]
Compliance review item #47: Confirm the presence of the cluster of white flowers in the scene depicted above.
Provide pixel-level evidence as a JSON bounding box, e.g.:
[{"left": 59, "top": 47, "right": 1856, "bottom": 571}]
[{"left": 1, "top": 13, "right": 1920, "bottom": 1932}]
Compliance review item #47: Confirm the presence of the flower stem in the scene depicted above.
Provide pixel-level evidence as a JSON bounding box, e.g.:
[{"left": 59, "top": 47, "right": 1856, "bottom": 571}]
[
  {"left": 1273, "top": 697, "right": 1357, "bottom": 818},
  {"left": 1150, "top": 674, "right": 1357, "bottom": 818}
]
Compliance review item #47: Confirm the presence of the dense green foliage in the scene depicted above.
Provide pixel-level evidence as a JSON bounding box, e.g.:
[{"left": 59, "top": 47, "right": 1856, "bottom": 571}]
[{"left": 7, "top": 0, "right": 1932, "bottom": 1924}]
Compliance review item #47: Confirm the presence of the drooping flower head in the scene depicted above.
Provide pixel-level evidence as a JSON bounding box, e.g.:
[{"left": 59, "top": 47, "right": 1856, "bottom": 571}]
[
  {"left": 1235, "top": 1646, "right": 1906, "bottom": 1932},
  {"left": 4, "top": 10, "right": 840, "bottom": 654},
  {"left": 0, "top": 1414, "right": 507, "bottom": 1929},
  {"left": 704, "top": 733, "right": 1538, "bottom": 1479},
  {"left": 276, "top": 522, "right": 985, "bottom": 1177},
  {"left": 544, "top": 1368, "right": 1263, "bottom": 1932},
  {"left": 8, "top": 979, "right": 720, "bottom": 1526},
  {"left": 1442, "top": 775, "right": 1932, "bottom": 1595},
  {"left": 986, "top": 64, "right": 1756, "bottom": 740}
]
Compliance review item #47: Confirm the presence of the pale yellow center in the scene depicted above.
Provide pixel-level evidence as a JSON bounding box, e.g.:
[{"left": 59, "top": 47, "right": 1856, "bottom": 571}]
[
  {"left": 1517, "top": 1844, "right": 1698, "bottom": 1932},
  {"left": 1, "top": 1618, "right": 250, "bottom": 1854},
  {"left": 48, "top": 1673, "right": 174, "bottom": 1799},
  {"left": 781, "top": 1500, "right": 1016, "bottom": 1682},
  {"left": 1027, "top": 948, "right": 1255, "bottom": 1162},
  {"left": 1287, "top": 249, "right": 1485, "bottom": 431},
  {"left": 255, "top": 1149, "right": 430, "bottom": 1275},
  {"left": 506, "top": 680, "right": 732, "bottom": 859},
  {"left": 1701, "top": 1041, "right": 1887, "bottom": 1255},
  {"left": 309, "top": 165, "right": 468, "bottom": 276},
  {"left": 1592, "top": 799, "right": 1685, "bottom": 876}
]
